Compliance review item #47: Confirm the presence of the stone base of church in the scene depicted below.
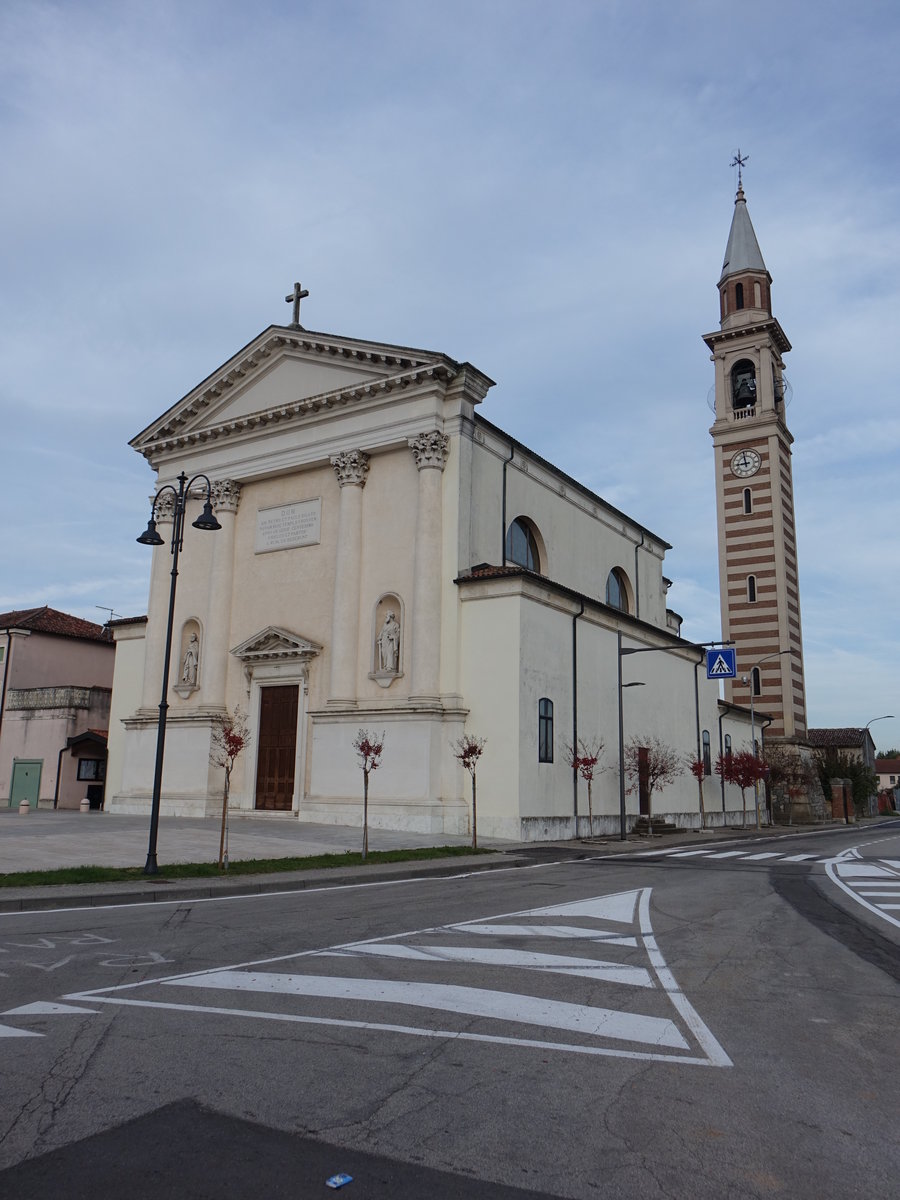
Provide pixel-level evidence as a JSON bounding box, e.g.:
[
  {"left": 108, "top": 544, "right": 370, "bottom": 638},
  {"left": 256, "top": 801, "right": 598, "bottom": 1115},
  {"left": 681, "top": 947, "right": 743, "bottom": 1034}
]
[
  {"left": 299, "top": 795, "right": 470, "bottom": 835},
  {"left": 106, "top": 791, "right": 224, "bottom": 818}
]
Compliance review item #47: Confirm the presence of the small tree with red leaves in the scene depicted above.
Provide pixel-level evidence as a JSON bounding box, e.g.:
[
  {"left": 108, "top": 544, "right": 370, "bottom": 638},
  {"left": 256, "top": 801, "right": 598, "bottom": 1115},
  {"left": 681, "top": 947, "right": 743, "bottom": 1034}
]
[
  {"left": 688, "top": 757, "right": 708, "bottom": 830},
  {"left": 452, "top": 734, "right": 486, "bottom": 848},
  {"left": 353, "top": 729, "right": 384, "bottom": 860},
  {"left": 209, "top": 707, "right": 250, "bottom": 870},
  {"left": 622, "top": 736, "right": 683, "bottom": 834},
  {"left": 566, "top": 738, "right": 606, "bottom": 839},
  {"left": 716, "top": 749, "right": 767, "bottom": 827}
]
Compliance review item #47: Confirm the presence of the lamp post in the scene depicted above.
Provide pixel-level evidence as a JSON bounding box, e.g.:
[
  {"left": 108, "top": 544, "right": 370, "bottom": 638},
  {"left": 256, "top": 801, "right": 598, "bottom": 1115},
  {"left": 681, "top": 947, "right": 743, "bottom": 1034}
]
[
  {"left": 136, "top": 472, "right": 220, "bottom": 875},
  {"left": 616, "top": 632, "right": 720, "bottom": 840}
]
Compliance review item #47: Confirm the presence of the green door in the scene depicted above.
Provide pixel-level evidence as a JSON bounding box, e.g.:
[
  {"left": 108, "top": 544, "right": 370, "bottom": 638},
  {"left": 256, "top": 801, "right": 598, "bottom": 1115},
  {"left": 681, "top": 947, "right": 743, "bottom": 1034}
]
[{"left": 10, "top": 760, "right": 42, "bottom": 809}]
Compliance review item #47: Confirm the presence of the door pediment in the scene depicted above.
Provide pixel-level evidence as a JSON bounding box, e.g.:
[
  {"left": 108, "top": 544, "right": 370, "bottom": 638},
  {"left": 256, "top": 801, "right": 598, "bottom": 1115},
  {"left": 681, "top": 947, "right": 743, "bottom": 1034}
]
[{"left": 231, "top": 626, "right": 323, "bottom": 666}]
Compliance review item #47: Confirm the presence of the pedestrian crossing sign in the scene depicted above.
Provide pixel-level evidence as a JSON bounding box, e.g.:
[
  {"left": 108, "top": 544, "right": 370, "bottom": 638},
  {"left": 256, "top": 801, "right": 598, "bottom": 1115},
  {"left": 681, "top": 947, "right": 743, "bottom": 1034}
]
[{"left": 706, "top": 648, "right": 736, "bottom": 679}]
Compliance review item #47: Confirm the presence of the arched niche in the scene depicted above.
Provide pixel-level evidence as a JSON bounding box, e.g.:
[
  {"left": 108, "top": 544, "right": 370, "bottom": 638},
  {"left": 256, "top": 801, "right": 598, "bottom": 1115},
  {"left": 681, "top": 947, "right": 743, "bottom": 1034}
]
[
  {"left": 370, "top": 593, "right": 404, "bottom": 687},
  {"left": 174, "top": 618, "right": 203, "bottom": 698}
]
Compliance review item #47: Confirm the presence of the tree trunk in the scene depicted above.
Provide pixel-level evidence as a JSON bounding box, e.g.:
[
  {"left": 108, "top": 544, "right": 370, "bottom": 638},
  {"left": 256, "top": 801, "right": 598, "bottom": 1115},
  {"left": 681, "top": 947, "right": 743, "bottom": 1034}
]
[
  {"left": 697, "top": 776, "right": 706, "bottom": 830},
  {"left": 471, "top": 772, "right": 477, "bottom": 850},
  {"left": 587, "top": 780, "right": 594, "bottom": 839},
  {"left": 362, "top": 770, "right": 368, "bottom": 861},
  {"left": 218, "top": 771, "right": 231, "bottom": 869}
]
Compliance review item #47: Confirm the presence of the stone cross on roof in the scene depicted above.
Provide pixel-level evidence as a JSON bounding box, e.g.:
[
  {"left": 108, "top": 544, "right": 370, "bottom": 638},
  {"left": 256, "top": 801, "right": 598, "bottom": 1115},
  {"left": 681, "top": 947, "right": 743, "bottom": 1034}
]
[{"left": 285, "top": 281, "right": 309, "bottom": 327}]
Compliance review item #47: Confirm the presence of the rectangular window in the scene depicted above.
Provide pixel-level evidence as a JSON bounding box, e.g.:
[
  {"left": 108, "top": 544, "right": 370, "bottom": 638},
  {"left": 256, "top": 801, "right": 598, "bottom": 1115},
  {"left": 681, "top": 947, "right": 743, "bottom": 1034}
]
[
  {"left": 76, "top": 758, "right": 106, "bottom": 782},
  {"left": 538, "top": 698, "right": 554, "bottom": 763}
]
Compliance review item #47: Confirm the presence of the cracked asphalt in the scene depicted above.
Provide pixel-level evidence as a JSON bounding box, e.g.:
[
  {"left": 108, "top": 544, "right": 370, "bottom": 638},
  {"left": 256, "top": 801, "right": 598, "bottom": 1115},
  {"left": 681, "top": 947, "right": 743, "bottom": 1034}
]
[{"left": 1, "top": 822, "right": 898, "bottom": 1199}]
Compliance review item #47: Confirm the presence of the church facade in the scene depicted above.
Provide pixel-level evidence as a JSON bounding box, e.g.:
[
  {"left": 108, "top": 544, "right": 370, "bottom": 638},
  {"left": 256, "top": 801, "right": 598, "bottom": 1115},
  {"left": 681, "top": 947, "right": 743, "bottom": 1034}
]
[{"left": 107, "top": 267, "right": 759, "bottom": 839}]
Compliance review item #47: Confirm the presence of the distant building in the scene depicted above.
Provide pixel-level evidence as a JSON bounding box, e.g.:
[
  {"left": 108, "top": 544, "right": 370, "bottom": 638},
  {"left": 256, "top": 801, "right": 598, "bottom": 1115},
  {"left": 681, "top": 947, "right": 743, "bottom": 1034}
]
[
  {"left": 875, "top": 757, "right": 900, "bottom": 810},
  {"left": 0, "top": 607, "right": 114, "bottom": 810},
  {"left": 806, "top": 728, "right": 877, "bottom": 772}
]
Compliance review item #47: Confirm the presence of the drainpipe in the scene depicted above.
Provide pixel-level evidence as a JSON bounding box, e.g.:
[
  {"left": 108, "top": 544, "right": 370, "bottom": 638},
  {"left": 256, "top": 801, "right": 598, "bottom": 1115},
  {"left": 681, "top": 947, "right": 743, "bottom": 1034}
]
[
  {"left": 52, "top": 741, "right": 67, "bottom": 809},
  {"left": 572, "top": 600, "right": 585, "bottom": 821},
  {"left": 501, "top": 442, "right": 515, "bottom": 565},
  {"left": 633, "top": 532, "right": 644, "bottom": 620}
]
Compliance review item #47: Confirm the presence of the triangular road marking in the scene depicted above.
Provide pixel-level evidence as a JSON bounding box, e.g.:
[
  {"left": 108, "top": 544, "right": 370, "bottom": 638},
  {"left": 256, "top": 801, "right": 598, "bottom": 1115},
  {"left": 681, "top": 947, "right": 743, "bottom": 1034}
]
[
  {"left": 520, "top": 889, "right": 641, "bottom": 924},
  {"left": 0, "top": 1022, "right": 42, "bottom": 1039},
  {"left": 3, "top": 1002, "right": 99, "bottom": 1017}
]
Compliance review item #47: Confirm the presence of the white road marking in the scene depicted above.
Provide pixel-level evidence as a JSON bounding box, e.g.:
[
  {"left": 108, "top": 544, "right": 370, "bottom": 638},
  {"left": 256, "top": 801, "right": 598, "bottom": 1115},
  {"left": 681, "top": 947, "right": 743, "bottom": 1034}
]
[
  {"left": 741, "top": 853, "right": 781, "bottom": 861},
  {"left": 0, "top": 1023, "right": 41, "bottom": 1039},
  {"left": 825, "top": 859, "right": 900, "bottom": 931},
  {"left": 666, "top": 850, "right": 715, "bottom": 858},
  {"left": 169, "top": 970, "right": 686, "bottom": 1048},
  {"left": 2, "top": 1001, "right": 98, "bottom": 1016},
  {"left": 319, "top": 943, "right": 654, "bottom": 987},
  {"left": 449, "top": 923, "right": 638, "bottom": 947},
  {"left": 704, "top": 851, "right": 747, "bottom": 859},
  {"left": 782, "top": 854, "right": 818, "bottom": 862},
  {"left": 55, "top": 885, "right": 730, "bottom": 1067}
]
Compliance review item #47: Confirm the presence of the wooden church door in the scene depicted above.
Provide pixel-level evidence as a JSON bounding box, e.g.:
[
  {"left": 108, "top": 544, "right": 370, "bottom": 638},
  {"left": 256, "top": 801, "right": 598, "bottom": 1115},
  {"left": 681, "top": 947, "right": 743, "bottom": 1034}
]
[{"left": 255, "top": 685, "right": 298, "bottom": 811}]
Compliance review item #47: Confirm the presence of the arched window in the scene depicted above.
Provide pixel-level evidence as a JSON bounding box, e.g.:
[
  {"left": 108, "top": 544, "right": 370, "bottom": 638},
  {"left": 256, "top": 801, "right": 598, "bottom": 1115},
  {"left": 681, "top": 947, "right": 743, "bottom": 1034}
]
[
  {"left": 747, "top": 575, "right": 757, "bottom": 603},
  {"left": 538, "top": 698, "right": 554, "bottom": 763},
  {"left": 505, "top": 518, "right": 540, "bottom": 572},
  {"left": 751, "top": 667, "right": 761, "bottom": 696},
  {"left": 702, "top": 730, "right": 711, "bottom": 776},
  {"left": 735, "top": 281, "right": 744, "bottom": 310},
  {"left": 743, "top": 488, "right": 752, "bottom": 514},
  {"left": 753, "top": 281, "right": 762, "bottom": 308},
  {"left": 731, "top": 359, "right": 757, "bottom": 409},
  {"left": 724, "top": 733, "right": 733, "bottom": 758},
  {"left": 606, "top": 568, "right": 630, "bottom": 613}
]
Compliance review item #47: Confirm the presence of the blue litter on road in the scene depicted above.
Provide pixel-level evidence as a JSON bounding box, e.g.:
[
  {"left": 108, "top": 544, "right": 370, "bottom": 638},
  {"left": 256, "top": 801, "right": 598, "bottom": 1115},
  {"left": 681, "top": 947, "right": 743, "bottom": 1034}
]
[{"left": 326, "top": 1173, "right": 353, "bottom": 1189}]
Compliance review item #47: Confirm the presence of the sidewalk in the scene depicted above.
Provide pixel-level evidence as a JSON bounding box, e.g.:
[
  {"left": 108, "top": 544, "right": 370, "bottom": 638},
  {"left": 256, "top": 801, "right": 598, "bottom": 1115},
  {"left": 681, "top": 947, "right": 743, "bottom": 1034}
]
[{"left": 0, "top": 807, "right": 854, "bottom": 914}]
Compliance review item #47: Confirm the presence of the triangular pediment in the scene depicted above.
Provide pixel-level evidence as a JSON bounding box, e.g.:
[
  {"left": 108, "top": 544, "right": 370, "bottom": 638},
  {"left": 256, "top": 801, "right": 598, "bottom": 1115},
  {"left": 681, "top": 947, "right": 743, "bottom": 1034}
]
[
  {"left": 231, "top": 626, "right": 322, "bottom": 663},
  {"left": 130, "top": 324, "right": 465, "bottom": 459}
]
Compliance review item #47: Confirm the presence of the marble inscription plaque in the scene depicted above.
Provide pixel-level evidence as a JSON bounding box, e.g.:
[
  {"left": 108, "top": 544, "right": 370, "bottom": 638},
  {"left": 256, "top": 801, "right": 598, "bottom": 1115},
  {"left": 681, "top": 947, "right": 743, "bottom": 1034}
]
[{"left": 255, "top": 499, "right": 321, "bottom": 554}]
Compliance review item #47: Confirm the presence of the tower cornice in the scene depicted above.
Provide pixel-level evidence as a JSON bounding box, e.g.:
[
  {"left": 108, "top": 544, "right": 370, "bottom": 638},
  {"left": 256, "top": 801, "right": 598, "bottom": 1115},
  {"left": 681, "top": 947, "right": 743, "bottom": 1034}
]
[{"left": 703, "top": 318, "right": 791, "bottom": 356}]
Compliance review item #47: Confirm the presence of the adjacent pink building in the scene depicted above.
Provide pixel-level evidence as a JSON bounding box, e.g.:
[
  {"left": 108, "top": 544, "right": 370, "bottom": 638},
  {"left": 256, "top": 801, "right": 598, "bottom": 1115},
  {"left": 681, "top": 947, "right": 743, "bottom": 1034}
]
[{"left": 0, "top": 607, "right": 115, "bottom": 810}]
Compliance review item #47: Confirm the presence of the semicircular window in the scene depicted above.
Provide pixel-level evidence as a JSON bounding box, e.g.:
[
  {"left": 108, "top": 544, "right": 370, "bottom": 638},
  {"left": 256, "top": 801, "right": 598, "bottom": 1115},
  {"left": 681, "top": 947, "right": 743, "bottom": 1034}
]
[
  {"left": 506, "top": 518, "right": 540, "bottom": 572},
  {"left": 606, "top": 567, "right": 630, "bottom": 613}
]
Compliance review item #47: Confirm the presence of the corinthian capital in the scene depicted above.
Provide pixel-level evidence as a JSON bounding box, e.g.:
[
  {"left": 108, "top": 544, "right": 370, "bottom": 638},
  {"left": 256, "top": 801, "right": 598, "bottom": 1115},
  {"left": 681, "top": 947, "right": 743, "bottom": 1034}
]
[
  {"left": 408, "top": 430, "right": 450, "bottom": 471},
  {"left": 153, "top": 492, "right": 176, "bottom": 522},
  {"left": 330, "top": 449, "right": 370, "bottom": 487},
  {"left": 209, "top": 479, "right": 242, "bottom": 513}
]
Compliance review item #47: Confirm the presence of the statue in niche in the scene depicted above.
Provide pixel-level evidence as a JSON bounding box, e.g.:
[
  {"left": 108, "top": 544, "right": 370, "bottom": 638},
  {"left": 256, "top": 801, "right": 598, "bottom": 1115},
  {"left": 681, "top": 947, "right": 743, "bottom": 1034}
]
[
  {"left": 181, "top": 633, "right": 200, "bottom": 686},
  {"left": 377, "top": 611, "right": 400, "bottom": 673}
]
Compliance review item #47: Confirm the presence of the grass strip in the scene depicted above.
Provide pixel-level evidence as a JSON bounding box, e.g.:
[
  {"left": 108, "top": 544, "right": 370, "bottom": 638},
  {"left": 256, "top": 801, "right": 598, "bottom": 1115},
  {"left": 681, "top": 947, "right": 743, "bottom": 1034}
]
[{"left": 0, "top": 844, "right": 495, "bottom": 889}]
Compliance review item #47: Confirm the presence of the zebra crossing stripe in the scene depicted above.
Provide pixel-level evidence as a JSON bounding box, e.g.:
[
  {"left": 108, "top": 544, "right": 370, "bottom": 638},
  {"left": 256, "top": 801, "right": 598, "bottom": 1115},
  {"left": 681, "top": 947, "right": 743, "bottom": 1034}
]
[
  {"left": 320, "top": 943, "right": 654, "bottom": 987},
  {"left": 168, "top": 971, "right": 687, "bottom": 1048}
]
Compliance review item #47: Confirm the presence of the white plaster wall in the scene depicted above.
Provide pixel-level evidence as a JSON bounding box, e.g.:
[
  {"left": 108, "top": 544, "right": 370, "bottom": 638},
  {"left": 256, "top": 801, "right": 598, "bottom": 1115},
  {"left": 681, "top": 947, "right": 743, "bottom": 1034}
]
[
  {"left": 467, "top": 428, "right": 668, "bottom": 628},
  {"left": 105, "top": 622, "right": 147, "bottom": 807},
  {"left": 458, "top": 592, "right": 522, "bottom": 840}
]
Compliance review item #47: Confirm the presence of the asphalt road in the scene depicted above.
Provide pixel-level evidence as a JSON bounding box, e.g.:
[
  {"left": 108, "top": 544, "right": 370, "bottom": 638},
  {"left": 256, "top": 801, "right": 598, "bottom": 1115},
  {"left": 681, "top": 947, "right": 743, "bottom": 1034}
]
[{"left": 1, "top": 823, "right": 898, "bottom": 1199}]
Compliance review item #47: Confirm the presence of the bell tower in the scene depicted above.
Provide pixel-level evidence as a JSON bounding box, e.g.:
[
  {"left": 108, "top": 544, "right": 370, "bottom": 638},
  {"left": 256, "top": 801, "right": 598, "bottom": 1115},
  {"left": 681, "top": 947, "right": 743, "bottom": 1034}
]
[{"left": 704, "top": 172, "right": 807, "bottom": 740}]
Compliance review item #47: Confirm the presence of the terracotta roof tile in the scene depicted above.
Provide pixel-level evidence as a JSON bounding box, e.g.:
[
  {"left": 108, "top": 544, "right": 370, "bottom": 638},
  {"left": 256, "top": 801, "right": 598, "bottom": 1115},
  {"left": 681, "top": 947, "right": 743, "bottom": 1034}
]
[
  {"left": 0, "top": 606, "right": 111, "bottom": 643},
  {"left": 806, "top": 728, "right": 867, "bottom": 748}
]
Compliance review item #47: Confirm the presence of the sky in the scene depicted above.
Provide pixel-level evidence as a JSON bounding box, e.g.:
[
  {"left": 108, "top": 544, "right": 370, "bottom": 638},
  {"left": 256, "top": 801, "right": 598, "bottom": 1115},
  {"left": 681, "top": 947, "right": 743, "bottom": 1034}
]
[{"left": 1, "top": 0, "right": 898, "bottom": 754}]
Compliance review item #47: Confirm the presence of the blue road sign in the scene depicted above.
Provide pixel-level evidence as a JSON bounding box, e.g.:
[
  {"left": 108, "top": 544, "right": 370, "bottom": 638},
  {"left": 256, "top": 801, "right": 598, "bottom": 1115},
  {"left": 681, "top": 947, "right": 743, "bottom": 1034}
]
[{"left": 706, "top": 648, "right": 737, "bottom": 679}]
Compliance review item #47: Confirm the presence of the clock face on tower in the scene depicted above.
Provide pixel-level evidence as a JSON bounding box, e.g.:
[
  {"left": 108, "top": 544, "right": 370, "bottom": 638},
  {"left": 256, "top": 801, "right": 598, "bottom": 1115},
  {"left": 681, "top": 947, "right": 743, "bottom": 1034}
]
[{"left": 730, "top": 448, "right": 761, "bottom": 478}]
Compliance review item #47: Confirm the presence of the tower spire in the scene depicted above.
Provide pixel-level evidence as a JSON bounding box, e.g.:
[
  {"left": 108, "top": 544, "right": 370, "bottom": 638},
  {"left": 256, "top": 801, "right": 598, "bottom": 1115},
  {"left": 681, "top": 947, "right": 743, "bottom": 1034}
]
[{"left": 730, "top": 149, "right": 749, "bottom": 193}]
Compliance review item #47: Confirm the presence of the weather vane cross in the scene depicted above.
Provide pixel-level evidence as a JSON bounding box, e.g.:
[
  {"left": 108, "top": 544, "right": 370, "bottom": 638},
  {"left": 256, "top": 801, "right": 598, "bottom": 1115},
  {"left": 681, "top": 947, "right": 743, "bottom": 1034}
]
[
  {"left": 285, "top": 281, "right": 309, "bottom": 326},
  {"left": 730, "top": 149, "right": 749, "bottom": 188}
]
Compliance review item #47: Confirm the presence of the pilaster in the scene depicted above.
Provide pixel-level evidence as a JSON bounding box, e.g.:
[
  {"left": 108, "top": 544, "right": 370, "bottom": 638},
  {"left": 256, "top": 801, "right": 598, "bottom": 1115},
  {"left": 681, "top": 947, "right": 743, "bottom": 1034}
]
[
  {"left": 408, "top": 431, "right": 449, "bottom": 702},
  {"left": 328, "top": 450, "right": 370, "bottom": 705}
]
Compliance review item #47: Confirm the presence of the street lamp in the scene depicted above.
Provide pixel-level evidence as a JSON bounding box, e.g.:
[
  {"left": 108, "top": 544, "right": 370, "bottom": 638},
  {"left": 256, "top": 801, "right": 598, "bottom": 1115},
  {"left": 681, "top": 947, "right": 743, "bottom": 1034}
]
[
  {"left": 616, "top": 631, "right": 719, "bottom": 841},
  {"left": 136, "top": 472, "right": 220, "bottom": 874}
]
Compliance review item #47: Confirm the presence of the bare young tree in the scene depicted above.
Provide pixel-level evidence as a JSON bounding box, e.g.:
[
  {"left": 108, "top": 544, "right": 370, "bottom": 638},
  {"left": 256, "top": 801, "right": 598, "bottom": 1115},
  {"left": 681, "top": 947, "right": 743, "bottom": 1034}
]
[
  {"left": 209, "top": 707, "right": 250, "bottom": 870},
  {"left": 715, "top": 749, "right": 768, "bottom": 828},
  {"left": 566, "top": 738, "right": 605, "bottom": 839},
  {"left": 352, "top": 729, "right": 384, "bottom": 861},
  {"left": 451, "top": 734, "right": 486, "bottom": 848},
  {"left": 622, "top": 736, "right": 683, "bottom": 835}
]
